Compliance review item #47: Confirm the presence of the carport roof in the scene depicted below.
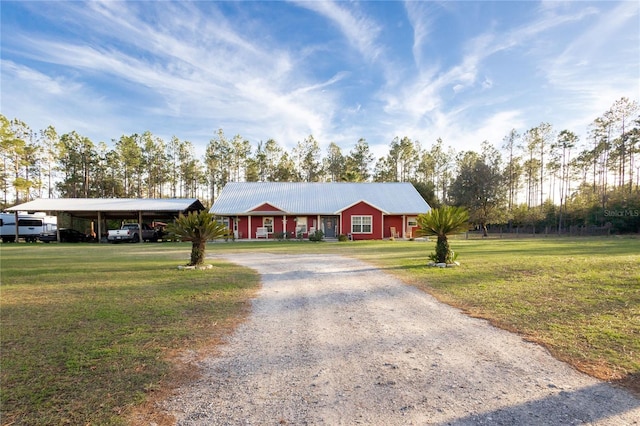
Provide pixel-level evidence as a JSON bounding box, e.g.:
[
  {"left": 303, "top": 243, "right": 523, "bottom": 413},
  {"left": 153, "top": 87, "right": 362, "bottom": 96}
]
[{"left": 6, "top": 198, "right": 205, "bottom": 220}]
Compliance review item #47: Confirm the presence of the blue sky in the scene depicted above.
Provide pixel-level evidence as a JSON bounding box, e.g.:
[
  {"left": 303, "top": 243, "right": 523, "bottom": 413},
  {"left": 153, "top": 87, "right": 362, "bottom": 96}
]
[{"left": 1, "top": 1, "right": 638, "bottom": 159}]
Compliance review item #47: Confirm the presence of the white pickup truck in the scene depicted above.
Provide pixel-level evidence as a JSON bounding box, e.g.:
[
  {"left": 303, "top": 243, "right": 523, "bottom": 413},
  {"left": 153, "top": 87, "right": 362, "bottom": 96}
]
[{"left": 107, "top": 223, "right": 158, "bottom": 243}]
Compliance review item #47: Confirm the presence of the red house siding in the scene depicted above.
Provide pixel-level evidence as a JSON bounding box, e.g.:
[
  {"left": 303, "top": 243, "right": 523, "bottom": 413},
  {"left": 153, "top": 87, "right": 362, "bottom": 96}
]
[
  {"left": 252, "top": 203, "right": 282, "bottom": 212},
  {"left": 247, "top": 204, "right": 287, "bottom": 238},
  {"left": 383, "top": 215, "right": 404, "bottom": 238},
  {"left": 246, "top": 217, "right": 258, "bottom": 239},
  {"left": 235, "top": 215, "right": 318, "bottom": 239},
  {"left": 225, "top": 217, "right": 245, "bottom": 239},
  {"left": 342, "top": 202, "right": 384, "bottom": 240},
  {"left": 249, "top": 216, "right": 277, "bottom": 238},
  {"left": 272, "top": 215, "right": 318, "bottom": 238},
  {"left": 282, "top": 216, "right": 295, "bottom": 237},
  {"left": 406, "top": 216, "right": 419, "bottom": 239},
  {"left": 298, "top": 215, "right": 318, "bottom": 237},
  {"left": 229, "top": 211, "right": 413, "bottom": 240}
]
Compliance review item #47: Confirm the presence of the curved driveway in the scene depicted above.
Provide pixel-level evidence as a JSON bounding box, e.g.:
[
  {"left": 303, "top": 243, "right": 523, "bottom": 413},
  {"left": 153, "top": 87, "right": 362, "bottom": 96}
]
[{"left": 164, "top": 253, "right": 639, "bottom": 425}]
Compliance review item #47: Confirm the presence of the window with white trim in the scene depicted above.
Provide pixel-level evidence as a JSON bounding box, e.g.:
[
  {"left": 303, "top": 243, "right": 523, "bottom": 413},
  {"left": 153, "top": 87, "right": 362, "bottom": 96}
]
[
  {"left": 216, "top": 217, "right": 230, "bottom": 228},
  {"left": 351, "top": 215, "right": 372, "bottom": 233},
  {"left": 295, "top": 217, "right": 307, "bottom": 233},
  {"left": 263, "top": 217, "right": 274, "bottom": 233},
  {"left": 407, "top": 217, "right": 417, "bottom": 227}
]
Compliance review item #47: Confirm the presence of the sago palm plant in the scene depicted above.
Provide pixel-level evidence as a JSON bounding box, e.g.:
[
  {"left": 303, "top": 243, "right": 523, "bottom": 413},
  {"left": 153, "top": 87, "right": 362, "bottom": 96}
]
[
  {"left": 167, "top": 211, "right": 229, "bottom": 266},
  {"left": 415, "top": 206, "right": 469, "bottom": 264}
]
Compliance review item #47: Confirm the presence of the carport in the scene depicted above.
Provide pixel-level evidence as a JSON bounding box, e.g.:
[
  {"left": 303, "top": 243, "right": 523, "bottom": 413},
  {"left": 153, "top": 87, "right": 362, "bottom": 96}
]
[{"left": 5, "top": 198, "right": 205, "bottom": 243}]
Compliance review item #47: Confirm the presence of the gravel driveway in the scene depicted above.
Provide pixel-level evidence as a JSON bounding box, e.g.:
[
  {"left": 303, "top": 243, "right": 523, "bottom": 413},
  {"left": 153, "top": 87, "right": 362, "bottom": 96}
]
[{"left": 162, "top": 253, "right": 639, "bottom": 425}]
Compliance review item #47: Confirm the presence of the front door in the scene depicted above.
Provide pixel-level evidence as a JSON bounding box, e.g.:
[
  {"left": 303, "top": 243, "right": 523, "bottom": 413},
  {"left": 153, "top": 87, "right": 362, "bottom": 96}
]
[{"left": 321, "top": 216, "right": 338, "bottom": 238}]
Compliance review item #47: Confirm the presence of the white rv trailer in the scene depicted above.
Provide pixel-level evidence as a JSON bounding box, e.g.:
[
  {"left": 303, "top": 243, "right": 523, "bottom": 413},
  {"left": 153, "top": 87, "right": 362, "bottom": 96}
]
[{"left": 0, "top": 212, "right": 57, "bottom": 243}]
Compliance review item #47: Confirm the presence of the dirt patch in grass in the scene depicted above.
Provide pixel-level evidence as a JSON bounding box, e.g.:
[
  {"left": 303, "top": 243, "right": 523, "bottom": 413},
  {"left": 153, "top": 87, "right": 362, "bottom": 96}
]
[{"left": 615, "top": 373, "right": 640, "bottom": 396}]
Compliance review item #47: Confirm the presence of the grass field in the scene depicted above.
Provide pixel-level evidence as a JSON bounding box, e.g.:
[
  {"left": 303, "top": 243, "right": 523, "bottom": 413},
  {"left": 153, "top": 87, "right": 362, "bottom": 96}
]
[
  {"left": 1, "top": 236, "right": 638, "bottom": 424},
  {"left": 0, "top": 243, "right": 260, "bottom": 425}
]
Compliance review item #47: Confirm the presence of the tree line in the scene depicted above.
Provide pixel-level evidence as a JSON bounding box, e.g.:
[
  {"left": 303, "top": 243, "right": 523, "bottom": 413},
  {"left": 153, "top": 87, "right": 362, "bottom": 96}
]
[{"left": 1, "top": 96, "right": 638, "bottom": 234}]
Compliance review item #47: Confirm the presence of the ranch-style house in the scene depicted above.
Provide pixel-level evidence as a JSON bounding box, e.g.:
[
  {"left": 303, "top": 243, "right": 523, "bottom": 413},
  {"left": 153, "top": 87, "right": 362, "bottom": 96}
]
[{"left": 209, "top": 182, "right": 431, "bottom": 240}]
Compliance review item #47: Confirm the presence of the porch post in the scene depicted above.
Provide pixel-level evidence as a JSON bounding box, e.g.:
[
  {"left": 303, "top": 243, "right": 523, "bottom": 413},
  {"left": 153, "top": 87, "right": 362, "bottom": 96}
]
[
  {"left": 402, "top": 214, "right": 406, "bottom": 239},
  {"left": 248, "top": 216, "right": 252, "bottom": 240},
  {"left": 234, "top": 216, "right": 239, "bottom": 239}
]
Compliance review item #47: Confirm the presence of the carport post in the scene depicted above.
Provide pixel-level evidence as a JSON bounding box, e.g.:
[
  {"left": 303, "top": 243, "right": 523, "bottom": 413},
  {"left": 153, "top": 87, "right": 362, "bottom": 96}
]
[
  {"left": 13, "top": 211, "right": 18, "bottom": 242},
  {"left": 138, "top": 211, "right": 143, "bottom": 243},
  {"left": 97, "top": 212, "right": 102, "bottom": 244}
]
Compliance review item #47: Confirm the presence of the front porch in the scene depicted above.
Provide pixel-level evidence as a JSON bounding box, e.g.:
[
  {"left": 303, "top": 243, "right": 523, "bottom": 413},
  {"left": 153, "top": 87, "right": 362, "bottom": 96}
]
[{"left": 229, "top": 214, "right": 341, "bottom": 241}]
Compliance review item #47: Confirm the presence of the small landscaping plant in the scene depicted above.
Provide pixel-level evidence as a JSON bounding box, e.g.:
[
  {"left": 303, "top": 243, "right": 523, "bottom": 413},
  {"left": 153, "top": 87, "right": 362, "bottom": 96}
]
[
  {"left": 166, "top": 210, "right": 229, "bottom": 266},
  {"left": 308, "top": 229, "right": 324, "bottom": 242},
  {"left": 416, "top": 206, "right": 469, "bottom": 264}
]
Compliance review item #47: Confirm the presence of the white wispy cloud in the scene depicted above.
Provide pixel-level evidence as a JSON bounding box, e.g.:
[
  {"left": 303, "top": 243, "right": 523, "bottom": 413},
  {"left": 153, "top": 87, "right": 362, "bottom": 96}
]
[
  {"left": 2, "top": 1, "right": 637, "bottom": 159},
  {"left": 6, "top": 1, "right": 349, "bottom": 149},
  {"left": 404, "top": 1, "right": 436, "bottom": 70},
  {"left": 376, "top": 1, "right": 630, "bottom": 152},
  {"left": 2, "top": 60, "right": 71, "bottom": 96},
  {"left": 539, "top": 1, "right": 639, "bottom": 133},
  {"left": 1, "top": 60, "right": 121, "bottom": 139},
  {"left": 293, "top": 0, "right": 383, "bottom": 62},
  {"left": 545, "top": 1, "right": 638, "bottom": 87}
]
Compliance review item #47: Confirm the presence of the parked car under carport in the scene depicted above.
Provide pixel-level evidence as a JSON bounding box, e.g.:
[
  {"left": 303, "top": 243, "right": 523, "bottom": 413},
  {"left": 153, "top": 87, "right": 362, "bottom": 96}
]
[{"left": 39, "top": 228, "right": 90, "bottom": 243}]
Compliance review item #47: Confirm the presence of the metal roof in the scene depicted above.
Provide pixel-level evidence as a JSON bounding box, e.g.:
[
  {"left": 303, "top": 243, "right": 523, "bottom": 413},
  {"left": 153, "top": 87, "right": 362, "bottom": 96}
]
[
  {"left": 6, "top": 198, "right": 205, "bottom": 220},
  {"left": 210, "top": 182, "right": 431, "bottom": 215}
]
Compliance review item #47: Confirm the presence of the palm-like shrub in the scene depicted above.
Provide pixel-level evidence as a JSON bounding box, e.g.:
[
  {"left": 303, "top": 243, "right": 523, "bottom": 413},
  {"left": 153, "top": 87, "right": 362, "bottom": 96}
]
[
  {"left": 415, "top": 206, "right": 469, "bottom": 264},
  {"left": 166, "top": 211, "right": 229, "bottom": 266}
]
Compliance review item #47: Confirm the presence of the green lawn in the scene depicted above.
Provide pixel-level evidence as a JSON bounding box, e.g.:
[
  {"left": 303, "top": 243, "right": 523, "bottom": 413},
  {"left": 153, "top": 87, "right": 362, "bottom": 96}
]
[
  {"left": 1, "top": 236, "right": 638, "bottom": 424},
  {"left": 0, "top": 243, "right": 260, "bottom": 425}
]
